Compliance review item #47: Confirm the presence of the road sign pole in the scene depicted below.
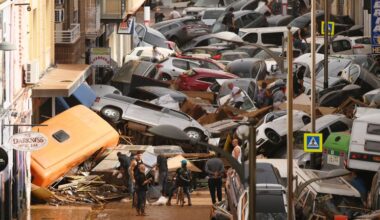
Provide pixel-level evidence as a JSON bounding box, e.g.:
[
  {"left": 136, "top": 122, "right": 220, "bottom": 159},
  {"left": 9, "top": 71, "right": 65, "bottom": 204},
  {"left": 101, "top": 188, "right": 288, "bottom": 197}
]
[
  {"left": 324, "top": 0, "right": 329, "bottom": 90},
  {"left": 310, "top": 0, "right": 318, "bottom": 169},
  {"left": 286, "top": 25, "right": 294, "bottom": 220}
]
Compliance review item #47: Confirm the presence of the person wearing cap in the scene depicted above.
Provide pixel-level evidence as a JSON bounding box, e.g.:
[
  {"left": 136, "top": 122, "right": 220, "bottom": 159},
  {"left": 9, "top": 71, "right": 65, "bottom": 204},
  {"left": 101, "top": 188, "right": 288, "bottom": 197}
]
[{"left": 166, "top": 160, "right": 192, "bottom": 206}]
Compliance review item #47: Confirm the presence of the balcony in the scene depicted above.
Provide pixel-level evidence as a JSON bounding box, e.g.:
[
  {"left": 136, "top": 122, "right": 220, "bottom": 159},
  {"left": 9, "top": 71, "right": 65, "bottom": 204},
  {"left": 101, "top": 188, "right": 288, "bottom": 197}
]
[{"left": 55, "top": 24, "right": 81, "bottom": 44}]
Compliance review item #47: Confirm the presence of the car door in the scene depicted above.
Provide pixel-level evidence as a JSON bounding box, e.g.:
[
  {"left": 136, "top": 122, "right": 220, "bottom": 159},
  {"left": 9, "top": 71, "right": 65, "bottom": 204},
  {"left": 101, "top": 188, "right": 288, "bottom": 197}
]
[
  {"left": 171, "top": 59, "right": 190, "bottom": 78},
  {"left": 123, "top": 100, "right": 161, "bottom": 126}
]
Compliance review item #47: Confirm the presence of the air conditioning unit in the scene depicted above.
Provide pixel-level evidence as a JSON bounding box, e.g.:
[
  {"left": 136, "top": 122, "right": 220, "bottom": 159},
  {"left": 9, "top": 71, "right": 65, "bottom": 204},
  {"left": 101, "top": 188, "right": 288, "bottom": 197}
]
[
  {"left": 55, "top": 9, "right": 64, "bottom": 23},
  {"left": 55, "top": 0, "right": 64, "bottom": 6},
  {"left": 24, "top": 61, "right": 40, "bottom": 84}
]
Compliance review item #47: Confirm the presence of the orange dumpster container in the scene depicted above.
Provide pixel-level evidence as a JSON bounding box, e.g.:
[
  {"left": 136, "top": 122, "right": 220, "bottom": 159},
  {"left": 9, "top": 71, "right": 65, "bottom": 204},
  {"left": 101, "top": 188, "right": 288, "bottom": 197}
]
[{"left": 31, "top": 105, "right": 119, "bottom": 187}]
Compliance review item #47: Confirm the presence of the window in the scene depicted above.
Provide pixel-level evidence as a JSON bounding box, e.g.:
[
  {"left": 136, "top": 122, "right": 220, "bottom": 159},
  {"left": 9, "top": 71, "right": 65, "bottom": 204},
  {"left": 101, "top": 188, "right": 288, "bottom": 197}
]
[
  {"left": 262, "top": 33, "right": 284, "bottom": 46},
  {"left": 199, "top": 61, "right": 220, "bottom": 70},
  {"left": 198, "top": 77, "right": 216, "bottom": 83},
  {"left": 332, "top": 40, "right": 352, "bottom": 52},
  {"left": 172, "top": 59, "right": 188, "bottom": 70},
  {"left": 320, "top": 128, "right": 330, "bottom": 140},
  {"left": 330, "top": 121, "right": 349, "bottom": 132},
  {"left": 188, "top": 61, "right": 199, "bottom": 69},
  {"left": 368, "top": 124, "right": 380, "bottom": 135},
  {"left": 52, "top": 130, "right": 70, "bottom": 143},
  {"left": 355, "top": 37, "right": 371, "bottom": 44},
  {"left": 243, "top": 33, "right": 258, "bottom": 43},
  {"left": 136, "top": 50, "right": 143, "bottom": 56},
  {"left": 364, "top": 140, "right": 380, "bottom": 152}
]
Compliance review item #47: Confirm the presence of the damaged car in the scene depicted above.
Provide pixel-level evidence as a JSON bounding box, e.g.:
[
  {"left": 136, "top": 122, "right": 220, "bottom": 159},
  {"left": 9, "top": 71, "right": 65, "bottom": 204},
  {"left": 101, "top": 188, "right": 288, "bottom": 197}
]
[{"left": 91, "top": 94, "right": 210, "bottom": 141}]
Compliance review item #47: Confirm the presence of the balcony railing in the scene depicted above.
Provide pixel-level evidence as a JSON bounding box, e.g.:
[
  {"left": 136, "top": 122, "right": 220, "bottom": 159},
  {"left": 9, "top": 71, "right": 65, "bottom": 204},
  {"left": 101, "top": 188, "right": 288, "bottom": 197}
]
[{"left": 55, "top": 24, "right": 81, "bottom": 44}]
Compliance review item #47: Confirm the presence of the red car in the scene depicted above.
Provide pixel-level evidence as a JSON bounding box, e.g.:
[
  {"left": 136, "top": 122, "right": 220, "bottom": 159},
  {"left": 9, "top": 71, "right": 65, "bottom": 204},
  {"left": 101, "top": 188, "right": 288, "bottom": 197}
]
[{"left": 175, "top": 68, "right": 238, "bottom": 91}]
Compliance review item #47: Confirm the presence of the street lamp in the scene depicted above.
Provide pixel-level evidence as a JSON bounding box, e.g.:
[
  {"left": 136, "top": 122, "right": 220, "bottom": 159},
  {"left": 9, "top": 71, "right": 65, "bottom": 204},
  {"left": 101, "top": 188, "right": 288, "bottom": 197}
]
[{"left": 148, "top": 125, "right": 244, "bottom": 182}]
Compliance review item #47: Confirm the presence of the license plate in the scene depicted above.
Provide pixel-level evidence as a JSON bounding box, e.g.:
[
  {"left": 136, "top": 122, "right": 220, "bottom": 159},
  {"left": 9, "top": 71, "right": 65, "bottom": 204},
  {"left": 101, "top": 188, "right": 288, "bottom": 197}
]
[{"left": 327, "top": 154, "right": 340, "bottom": 166}]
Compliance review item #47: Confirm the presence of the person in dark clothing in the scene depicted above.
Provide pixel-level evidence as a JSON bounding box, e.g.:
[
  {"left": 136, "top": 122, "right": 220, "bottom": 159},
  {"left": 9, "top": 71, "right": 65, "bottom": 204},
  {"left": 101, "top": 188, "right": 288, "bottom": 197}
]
[
  {"left": 129, "top": 151, "right": 144, "bottom": 206},
  {"left": 166, "top": 160, "right": 192, "bottom": 206},
  {"left": 135, "top": 163, "right": 153, "bottom": 216},
  {"left": 293, "top": 67, "right": 305, "bottom": 97},
  {"left": 154, "top": 7, "right": 165, "bottom": 23},
  {"left": 156, "top": 154, "right": 168, "bottom": 196},
  {"left": 205, "top": 158, "right": 225, "bottom": 204},
  {"left": 223, "top": 7, "right": 235, "bottom": 33},
  {"left": 117, "top": 152, "right": 131, "bottom": 193}
]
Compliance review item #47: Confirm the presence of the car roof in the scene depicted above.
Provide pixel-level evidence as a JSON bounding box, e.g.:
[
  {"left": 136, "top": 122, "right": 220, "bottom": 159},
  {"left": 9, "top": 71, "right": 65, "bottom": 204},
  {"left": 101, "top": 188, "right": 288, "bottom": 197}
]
[
  {"left": 300, "top": 114, "right": 346, "bottom": 131},
  {"left": 192, "top": 67, "right": 236, "bottom": 77},
  {"left": 104, "top": 94, "right": 137, "bottom": 103},
  {"left": 306, "top": 35, "right": 351, "bottom": 44},
  {"left": 204, "top": 7, "right": 225, "bottom": 11},
  {"left": 296, "top": 168, "right": 361, "bottom": 197},
  {"left": 151, "top": 16, "right": 196, "bottom": 28},
  {"left": 256, "top": 163, "right": 282, "bottom": 184},
  {"left": 294, "top": 53, "right": 325, "bottom": 67},
  {"left": 240, "top": 26, "right": 299, "bottom": 34}
]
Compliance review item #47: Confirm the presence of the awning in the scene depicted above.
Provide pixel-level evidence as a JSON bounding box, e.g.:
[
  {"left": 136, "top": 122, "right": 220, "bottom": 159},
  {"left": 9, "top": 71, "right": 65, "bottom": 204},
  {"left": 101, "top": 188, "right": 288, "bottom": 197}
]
[
  {"left": 32, "top": 64, "right": 91, "bottom": 98},
  {"left": 127, "top": 0, "right": 146, "bottom": 14}
]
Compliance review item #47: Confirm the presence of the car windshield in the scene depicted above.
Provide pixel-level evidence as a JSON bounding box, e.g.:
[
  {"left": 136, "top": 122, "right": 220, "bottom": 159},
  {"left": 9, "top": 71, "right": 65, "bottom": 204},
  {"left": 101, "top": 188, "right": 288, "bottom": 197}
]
[
  {"left": 265, "top": 111, "right": 286, "bottom": 123},
  {"left": 144, "top": 32, "right": 167, "bottom": 48},
  {"left": 256, "top": 191, "right": 286, "bottom": 214},
  {"left": 253, "top": 50, "right": 281, "bottom": 60},
  {"left": 203, "top": 10, "right": 224, "bottom": 19}
]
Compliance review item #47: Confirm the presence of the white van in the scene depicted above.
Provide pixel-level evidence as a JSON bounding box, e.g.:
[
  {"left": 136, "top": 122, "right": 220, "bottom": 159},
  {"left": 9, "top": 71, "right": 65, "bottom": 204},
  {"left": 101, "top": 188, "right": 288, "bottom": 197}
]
[
  {"left": 348, "top": 109, "right": 380, "bottom": 172},
  {"left": 239, "top": 26, "right": 299, "bottom": 47}
]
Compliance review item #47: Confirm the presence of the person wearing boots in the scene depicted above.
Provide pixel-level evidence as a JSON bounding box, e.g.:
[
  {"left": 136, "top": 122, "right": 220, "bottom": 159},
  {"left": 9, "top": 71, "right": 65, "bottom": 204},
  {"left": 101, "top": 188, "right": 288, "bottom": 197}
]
[
  {"left": 135, "top": 163, "right": 153, "bottom": 216},
  {"left": 166, "top": 160, "right": 192, "bottom": 206}
]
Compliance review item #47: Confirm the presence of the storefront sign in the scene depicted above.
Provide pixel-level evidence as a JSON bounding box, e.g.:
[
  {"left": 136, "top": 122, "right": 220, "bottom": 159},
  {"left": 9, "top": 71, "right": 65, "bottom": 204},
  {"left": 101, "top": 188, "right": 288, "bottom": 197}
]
[
  {"left": 117, "top": 16, "right": 135, "bottom": 35},
  {"left": 8, "top": 131, "right": 48, "bottom": 152},
  {"left": 372, "top": 0, "right": 380, "bottom": 54},
  {"left": 90, "top": 47, "right": 111, "bottom": 67},
  {"left": 0, "top": 147, "right": 8, "bottom": 172}
]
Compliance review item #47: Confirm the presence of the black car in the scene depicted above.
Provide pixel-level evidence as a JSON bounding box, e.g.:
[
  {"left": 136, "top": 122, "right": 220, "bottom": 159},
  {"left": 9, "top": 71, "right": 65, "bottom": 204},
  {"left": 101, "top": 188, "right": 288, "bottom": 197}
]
[
  {"left": 151, "top": 17, "right": 210, "bottom": 46},
  {"left": 289, "top": 10, "right": 354, "bottom": 35},
  {"left": 212, "top": 10, "right": 268, "bottom": 33}
]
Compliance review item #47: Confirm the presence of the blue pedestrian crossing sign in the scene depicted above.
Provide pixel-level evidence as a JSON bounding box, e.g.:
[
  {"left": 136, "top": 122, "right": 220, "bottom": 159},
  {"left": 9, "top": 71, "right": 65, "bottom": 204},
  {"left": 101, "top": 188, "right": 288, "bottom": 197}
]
[
  {"left": 304, "top": 133, "right": 323, "bottom": 153},
  {"left": 321, "top": 21, "right": 335, "bottom": 36}
]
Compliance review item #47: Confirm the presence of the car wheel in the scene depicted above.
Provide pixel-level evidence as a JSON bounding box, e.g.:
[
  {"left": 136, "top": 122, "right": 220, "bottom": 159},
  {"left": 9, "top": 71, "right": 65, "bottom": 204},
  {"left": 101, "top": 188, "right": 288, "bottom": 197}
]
[
  {"left": 265, "top": 129, "right": 281, "bottom": 145},
  {"left": 100, "top": 107, "right": 121, "bottom": 123},
  {"left": 185, "top": 128, "right": 203, "bottom": 141},
  {"left": 161, "top": 73, "right": 172, "bottom": 81}
]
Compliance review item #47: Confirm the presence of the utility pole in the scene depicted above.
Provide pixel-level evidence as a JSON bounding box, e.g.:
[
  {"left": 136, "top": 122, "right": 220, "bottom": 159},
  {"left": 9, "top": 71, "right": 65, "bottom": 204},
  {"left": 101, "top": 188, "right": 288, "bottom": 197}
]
[
  {"left": 323, "top": 0, "right": 329, "bottom": 89},
  {"left": 310, "top": 0, "right": 318, "bottom": 169},
  {"left": 286, "top": 25, "right": 294, "bottom": 220},
  {"left": 249, "top": 126, "right": 256, "bottom": 220}
]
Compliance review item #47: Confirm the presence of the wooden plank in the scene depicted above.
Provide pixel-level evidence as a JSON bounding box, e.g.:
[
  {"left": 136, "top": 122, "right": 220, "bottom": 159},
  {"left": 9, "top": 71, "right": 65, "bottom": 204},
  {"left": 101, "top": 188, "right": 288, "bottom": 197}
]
[{"left": 182, "top": 91, "right": 215, "bottom": 103}]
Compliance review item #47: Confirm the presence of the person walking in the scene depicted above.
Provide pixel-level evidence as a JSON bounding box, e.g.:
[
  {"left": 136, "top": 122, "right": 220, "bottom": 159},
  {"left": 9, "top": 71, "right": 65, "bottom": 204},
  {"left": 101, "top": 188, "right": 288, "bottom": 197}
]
[
  {"left": 205, "top": 158, "right": 225, "bottom": 204},
  {"left": 228, "top": 83, "right": 244, "bottom": 109},
  {"left": 156, "top": 154, "right": 168, "bottom": 196},
  {"left": 222, "top": 7, "right": 235, "bottom": 33},
  {"left": 169, "top": 7, "right": 181, "bottom": 19},
  {"left": 231, "top": 139, "right": 242, "bottom": 164},
  {"left": 129, "top": 151, "right": 144, "bottom": 206},
  {"left": 154, "top": 7, "right": 165, "bottom": 23},
  {"left": 135, "top": 163, "right": 153, "bottom": 216},
  {"left": 166, "top": 160, "right": 192, "bottom": 206},
  {"left": 255, "top": 0, "right": 272, "bottom": 16},
  {"left": 116, "top": 152, "right": 131, "bottom": 193}
]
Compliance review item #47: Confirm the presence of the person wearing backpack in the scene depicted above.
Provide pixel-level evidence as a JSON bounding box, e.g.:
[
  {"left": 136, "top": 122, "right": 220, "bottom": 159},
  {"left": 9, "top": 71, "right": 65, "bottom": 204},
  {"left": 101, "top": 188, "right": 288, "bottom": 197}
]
[{"left": 222, "top": 7, "right": 235, "bottom": 33}]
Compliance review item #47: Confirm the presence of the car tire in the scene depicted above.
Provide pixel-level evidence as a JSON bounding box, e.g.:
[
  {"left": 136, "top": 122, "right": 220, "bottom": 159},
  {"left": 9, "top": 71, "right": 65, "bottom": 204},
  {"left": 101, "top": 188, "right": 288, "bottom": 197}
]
[
  {"left": 161, "top": 73, "right": 172, "bottom": 81},
  {"left": 184, "top": 128, "right": 203, "bottom": 142},
  {"left": 265, "top": 129, "right": 281, "bottom": 145},
  {"left": 100, "top": 107, "right": 121, "bottom": 123}
]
